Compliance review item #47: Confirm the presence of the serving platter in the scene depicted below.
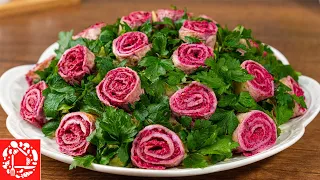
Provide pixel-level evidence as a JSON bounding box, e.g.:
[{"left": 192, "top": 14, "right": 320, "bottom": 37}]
[{"left": 0, "top": 43, "right": 319, "bottom": 177}]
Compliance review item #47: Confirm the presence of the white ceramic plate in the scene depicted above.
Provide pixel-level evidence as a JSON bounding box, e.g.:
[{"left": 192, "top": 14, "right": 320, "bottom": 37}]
[{"left": 0, "top": 43, "right": 319, "bottom": 177}]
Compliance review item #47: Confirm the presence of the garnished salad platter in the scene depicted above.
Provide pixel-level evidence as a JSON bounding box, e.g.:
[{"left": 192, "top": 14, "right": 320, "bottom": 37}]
[{"left": 0, "top": 8, "right": 319, "bottom": 177}]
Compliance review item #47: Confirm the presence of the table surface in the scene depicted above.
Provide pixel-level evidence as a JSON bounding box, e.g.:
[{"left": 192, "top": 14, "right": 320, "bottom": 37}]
[{"left": 0, "top": 0, "right": 319, "bottom": 179}]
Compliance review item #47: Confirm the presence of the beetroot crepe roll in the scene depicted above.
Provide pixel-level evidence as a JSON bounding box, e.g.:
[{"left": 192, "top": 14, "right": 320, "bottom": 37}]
[
  {"left": 25, "top": 55, "right": 55, "bottom": 86},
  {"left": 112, "top": 31, "right": 151, "bottom": 66},
  {"left": 172, "top": 43, "right": 213, "bottom": 74},
  {"left": 233, "top": 110, "right": 277, "bottom": 156},
  {"left": 72, "top": 22, "right": 106, "bottom": 40},
  {"left": 280, "top": 76, "right": 307, "bottom": 117},
  {"left": 169, "top": 81, "right": 217, "bottom": 119},
  {"left": 179, "top": 20, "right": 218, "bottom": 48},
  {"left": 152, "top": 9, "right": 187, "bottom": 22},
  {"left": 120, "top": 11, "right": 152, "bottom": 29},
  {"left": 236, "top": 60, "right": 274, "bottom": 102},
  {"left": 96, "top": 67, "right": 143, "bottom": 107},
  {"left": 58, "top": 44, "right": 95, "bottom": 85},
  {"left": 238, "top": 39, "right": 268, "bottom": 57},
  {"left": 131, "top": 124, "right": 185, "bottom": 170},
  {"left": 55, "top": 112, "right": 96, "bottom": 156},
  {"left": 20, "top": 81, "right": 47, "bottom": 128}
]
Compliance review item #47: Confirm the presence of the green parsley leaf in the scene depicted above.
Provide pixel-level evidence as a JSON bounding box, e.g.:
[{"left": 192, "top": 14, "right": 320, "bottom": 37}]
[
  {"left": 183, "top": 153, "right": 208, "bottom": 168},
  {"left": 41, "top": 120, "right": 60, "bottom": 137},
  {"left": 199, "top": 136, "right": 239, "bottom": 157},
  {"left": 210, "top": 108, "right": 239, "bottom": 135},
  {"left": 69, "top": 155, "right": 95, "bottom": 170},
  {"left": 184, "top": 36, "right": 201, "bottom": 43}
]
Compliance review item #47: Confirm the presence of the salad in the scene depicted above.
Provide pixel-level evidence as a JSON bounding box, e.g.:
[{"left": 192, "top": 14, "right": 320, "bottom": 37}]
[{"left": 20, "top": 7, "right": 307, "bottom": 170}]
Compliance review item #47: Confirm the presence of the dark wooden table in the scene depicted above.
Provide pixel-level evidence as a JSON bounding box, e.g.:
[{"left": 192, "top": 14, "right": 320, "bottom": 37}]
[{"left": 0, "top": 0, "right": 319, "bottom": 179}]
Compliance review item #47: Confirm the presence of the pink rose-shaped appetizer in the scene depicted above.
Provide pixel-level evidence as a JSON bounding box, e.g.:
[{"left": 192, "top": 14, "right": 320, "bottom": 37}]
[
  {"left": 120, "top": 11, "right": 152, "bottom": 29},
  {"left": 56, "top": 112, "right": 96, "bottom": 156},
  {"left": 280, "top": 76, "right": 307, "bottom": 117},
  {"left": 152, "top": 9, "right": 186, "bottom": 22},
  {"left": 58, "top": 45, "right": 95, "bottom": 85},
  {"left": 131, "top": 124, "right": 185, "bottom": 170},
  {"left": 170, "top": 81, "right": 217, "bottom": 120},
  {"left": 172, "top": 43, "right": 213, "bottom": 74},
  {"left": 72, "top": 22, "right": 106, "bottom": 40},
  {"left": 112, "top": 31, "right": 151, "bottom": 66},
  {"left": 96, "top": 67, "right": 143, "bottom": 107},
  {"left": 238, "top": 39, "right": 268, "bottom": 57},
  {"left": 233, "top": 110, "right": 277, "bottom": 156},
  {"left": 236, "top": 60, "right": 274, "bottom": 102},
  {"left": 179, "top": 20, "right": 218, "bottom": 48},
  {"left": 25, "top": 55, "right": 55, "bottom": 86},
  {"left": 20, "top": 81, "right": 47, "bottom": 128}
]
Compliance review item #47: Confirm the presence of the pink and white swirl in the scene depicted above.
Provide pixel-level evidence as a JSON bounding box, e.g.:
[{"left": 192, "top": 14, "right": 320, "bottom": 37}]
[
  {"left": 131, "top": 124, "right": 185, "bottom": 170},
  {"left": 233, "top": 110, "right": 277, "bottom": 156},
  {"left": 25, "top": 55, "right": 55, "bottom": 86},
  {"left": 58, "top": 45, "right": 95, "bottom": 85},
  {"left": 96, "top": 67, "right": 143, "bottom": 107},
  {"left": 172, "top": 43, "right": 213, "bottom": 74},
  {"left": 121, "top": 11, "right": 152, "bottom": 29},
  {"left": 55, "top": 112, "right": 96, "bottom": 156},
  {"left": 112, "top": 31, "right": 151, "bottom": 66},
  {"left": 280, "top": 76, "right": 307, "bottom": 117},
  {"left": 72, "top": 22, "right": 106, "bottom": 40},
  {"left": 179, "top": 20, "right": 218, "bottom": 48},
  {"left": 20, "top": 81, "right": 48, "bottom": 128},
  {"left": 152, "top": 9, "right": 186, "bottom": 22},
  {"left": 238, "top": 60, "right": 274, "bottom": 102},
  {"left": 169, "top": 81, "right": 217, "bottom": 119}
]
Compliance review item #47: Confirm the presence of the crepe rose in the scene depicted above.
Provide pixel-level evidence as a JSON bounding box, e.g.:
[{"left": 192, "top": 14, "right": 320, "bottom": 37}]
[
  {"left": 172, "top": 43, "right": 213, "bottom": 74},
  {"left": 238, "top": 39, "right": 268, "bottom": 57},
  {"left": 169, "top": 81, "right": 217, "bottom": 120},
  {"left": 96, "top": 67, "right": 143, "bottom": 107},
  {"left": 72, "top": 22, "right": 106, "bottom": 40},
  {"left": 55, "top": 112, "right": 96, "bottom": 156},
  {"left": 280, "top": 76, "right": 307, "bottom": 117},
  {"left": 152, "top": 9, "right": 186, "bottom": 22},
  {"left": 20, "top": 81, "right": 48, "bottom": 128},
  {"left": 236, "top": 60, "right": 274, "bottom": 102},
  {"left": 112, "top": 31, "right": 151, "bottom": 66},
  {"left": 179, "top": 20, "right": 218, "bottom": 48},
  {"left": 58, "top": 44, "right": 95, "bottom": 85},
  {"left": 120, "top": 11, "right": 152, "bottom": 29},
  {"left": 25, "top": 55, "right": 55, "bottom": 86},
  {"left": 131, "top": 124, "right": 185, "bottom": 170},
  {"left": 233, "top": 110, "right": 277, "bottom": 156}
]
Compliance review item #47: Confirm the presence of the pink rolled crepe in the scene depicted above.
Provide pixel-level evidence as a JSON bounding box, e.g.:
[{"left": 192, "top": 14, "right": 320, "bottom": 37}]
[
  {"left": 179, "top": 20, "right": 218, "bottom": 48},
  {"left": 58, "top": 44, "right": 95, "bottom": 85},
  {"left": 112, "top": 31, "right": 151, "bottom": 66},
  {"left": 152, "top": 9, "right": 186, "bottom": 22},
  {"left": 72, "top": 22, "right": 106, "bottom": 40},
  {"left": 280, "top": 76, "right": 307, "bottom": 117},
  {"left": 96, "top": 67, "right": 144, "bottom": 107},
  {"left": 131, "top": 124, "right": 185, "bottom": 170},
  {"left": 172, "top": 43, "right": 213, "bottom": 74},
  {"left": 233, "top": 110, "right": 277, "bottom": 156},
  {"left": 25, "top": 55, "right": 55, "bottom": 86},
  {"left": 169, "top": 81, "right": 217, "bottom": 120},
  {"left": 236, "top": 60, "right": 274, "bottom": 102},
  {"left": 120, "top": 11, "right": 152, "bottom": 29},
  {"left": 56, "top": 112, "right": 96, "bottom": 156},
  {"left": 20, "top": 81, "right": 48, "bottom": 128}
]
